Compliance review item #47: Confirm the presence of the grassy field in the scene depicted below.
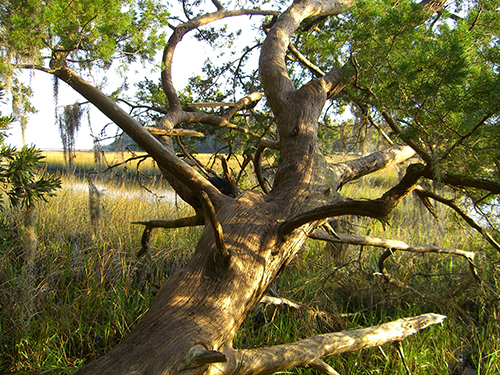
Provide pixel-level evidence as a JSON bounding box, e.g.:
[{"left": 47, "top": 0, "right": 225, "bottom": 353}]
[{"left": 1, "top": 151, "right": 499, "bottom": 374}]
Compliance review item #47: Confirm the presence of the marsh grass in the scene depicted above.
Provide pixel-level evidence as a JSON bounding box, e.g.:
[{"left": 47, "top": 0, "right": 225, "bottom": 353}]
[{"left": 1, "top": 153, "right": 499, "bottom": 374}]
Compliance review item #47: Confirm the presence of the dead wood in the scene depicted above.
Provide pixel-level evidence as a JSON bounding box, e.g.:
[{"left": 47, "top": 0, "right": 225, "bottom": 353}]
[
  {"left": 145, "top": 127, "right": 205, "bottom": 137},
  {"left": 209, "top": 313, "right": 445, "bottom": 375},
  {"left": 311, "top": 230, "right": 476, "bottom": 261},
  {"left": 311, "top": 229, "right": 480, "bottom": 283}
]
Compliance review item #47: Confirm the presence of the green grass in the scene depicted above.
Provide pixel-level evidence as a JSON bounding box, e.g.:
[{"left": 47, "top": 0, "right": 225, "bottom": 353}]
[{"left": 1, "top": 154, "right": 499, "bottom": 374}]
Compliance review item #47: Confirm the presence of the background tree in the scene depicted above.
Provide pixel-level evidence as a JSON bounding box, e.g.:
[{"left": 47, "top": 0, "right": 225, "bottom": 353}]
[
  {"left": 0, "top": 83, "right": 61, "bottom": 324},
  {"left": 58, "top": 102, "right": 83, "bottom": 171},
  {"left": 1, "top": 0, "right": 499, "bottom": 374}
]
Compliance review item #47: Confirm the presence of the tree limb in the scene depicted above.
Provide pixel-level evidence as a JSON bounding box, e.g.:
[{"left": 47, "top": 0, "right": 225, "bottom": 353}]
[
  {"left": 230, "top": 314, "right": 446, "bottom": 375},
  {"left": 132, "top": 215, "right": 204, "bottom": 258},
  {"left": 438, "top": 108, "right": 499, "bottom": 162},
  {"left": 200, "top": 191, "right": 229, "bottom": 259},
  {"left": 259, "top": 0, "right": 352, "bottom": 111},
  {"left": 378, "top": 248, "right": 409, "bottom": 287},
  {"left": 288, "top": 40, "right": 326, "bottom": 77},
  {"left": 311, "top": 229, "right": 481, "bottom": 284},
  {"left": 414, "top": 185, "right": 500, "bottom": 253},
  {"left": 420, "top": 170, "right": 500, "bottom": 194},
  {"left": 176, "top": 136, "right": 214, "bottom": 178},
  {"left": 330, "top": 144, "right": 416, "bottom": 189},
  {"left": 279, "top": 164, "right": 424, "bottom": 238},
  {"left": 161, "top": 8, "right": 278, "bottom": 117},
  {"left": 223, "top": 92, "right": 264, "bottom": 121},
  {"left": 254, "top": 139, "right": 280, "bottom": 194},
  {"left": 145, "top": 127, "right": 204, "bottom": 137},
  {"left": 179, "top": 109, "right": 261, "bottom": 138},
  {"left": 52, "top": 65, "right": 226, "bottom": 208},
  {"left": 310, "top": 230, "right": 477, "bottom": 261},
  {"left": 131, "top": 215, "right": 204, "bottom": 228}
]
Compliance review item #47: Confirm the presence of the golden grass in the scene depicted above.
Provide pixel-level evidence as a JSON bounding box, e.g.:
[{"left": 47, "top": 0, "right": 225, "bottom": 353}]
[{"left": 1, "top": 153, "right": 498, "bottom": 374}]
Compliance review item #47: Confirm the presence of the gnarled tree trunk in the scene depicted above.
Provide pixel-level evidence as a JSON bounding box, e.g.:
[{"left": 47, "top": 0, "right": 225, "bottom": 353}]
[{"left": 45, "top": 1, "right": 450, "bottom": 374}]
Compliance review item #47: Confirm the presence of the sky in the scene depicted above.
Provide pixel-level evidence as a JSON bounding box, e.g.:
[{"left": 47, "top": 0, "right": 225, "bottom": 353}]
[
  {"left": 1, "top": 35, "right": 213, "bottom": 151},
  {"left": 1, "top": 10, "right": 268, "bottom": 151}
]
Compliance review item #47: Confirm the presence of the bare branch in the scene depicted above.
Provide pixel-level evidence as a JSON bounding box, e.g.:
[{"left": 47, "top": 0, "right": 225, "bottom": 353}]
[
  {"left": 351, "top": 98, "right": 394, "bottom": 146},
  {"left": 176, "top": 136, "right": 214, "bottom": 178},
  {"left": 52, "top": 65, "right": 225, "bottom": 208},
  {"left": 211, "top": 0, "right": 225, "bottom": 12},
  {"left": 380, "top": 110, "right": 432, "bottom": 163},
  {"left": 309, "top": 359, "right": 341, "bottom": 375},
  {"left": 200, "top": 191, "right": 229, "bottom": 259},
  {"left": 223, "top": 92, "right": 264, "bottom": 121},
  {"left": 378, "top": 248, "right": 409, "bottom": 288},
  {"left": 310, "top": 230, "right": 477, "bottom": 261},
  {"left": 415, "top": 186, "right": 500, "bottom": 253},
  {"left": 145, "top": 127, "right": 204, "bottom": 137},
  {"left": 254, "top": 139, "right": 280, "bottom": 194},
  {"left": 131, "top": 215, "right": 204, "bottom": 228},
  {"left": 331, "top": 144, "right": 416, "bottom": 188},
  {"left": 232, "top": 314, "right": 446, "bottom": 375},
  {"left": 310, "top": 228, "right": 481, "bottom": 284},
  {"left": 288, "top": 41, "right": 326, "bottom": 77},
  {"left": 279, "top": 164, "right": 424, "bottom": 238},
  {"left": 132, "top": 215, "right": 204, "bottom": 258},
  {"left": 180, "top": 109, "right": 261, "bottom": 138}
]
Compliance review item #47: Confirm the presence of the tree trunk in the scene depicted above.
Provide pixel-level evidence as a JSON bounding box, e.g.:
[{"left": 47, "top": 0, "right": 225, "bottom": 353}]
[{"left": 51, "top": 1, "right": 447, "bottom": 373}]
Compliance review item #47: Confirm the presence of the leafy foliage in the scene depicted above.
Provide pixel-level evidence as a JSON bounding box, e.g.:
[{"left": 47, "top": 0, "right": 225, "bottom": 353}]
[
  {"left": 0, "top": 0, "right": 170, "bottom": 70},
  {"left": 0, "top": 145, "right": 61, "bottom": 207},
  {"left": 0, "top": 84, "right": 60, "bottom": 208},
  {"left": 291, "top": 0, "right": 500, "bottom": 184}
]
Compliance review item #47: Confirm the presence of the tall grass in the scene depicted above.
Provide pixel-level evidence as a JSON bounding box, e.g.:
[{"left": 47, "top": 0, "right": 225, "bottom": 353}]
[{"left": 1, "top": 152, "right": 499, "bottom": 374}]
